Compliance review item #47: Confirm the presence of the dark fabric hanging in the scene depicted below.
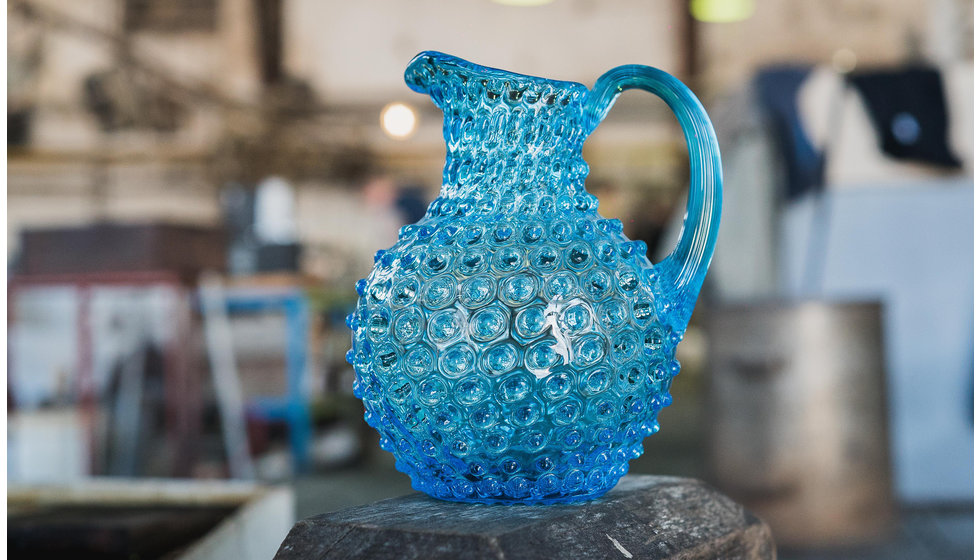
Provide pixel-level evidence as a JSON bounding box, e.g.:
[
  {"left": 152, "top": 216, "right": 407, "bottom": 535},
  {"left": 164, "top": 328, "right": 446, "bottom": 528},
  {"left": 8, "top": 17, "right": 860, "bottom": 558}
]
[
  {"left": 848, "top": 67, "right": 961, "bottom": 169},
  {"left": 754, "top": 66, "right": 825, "bottom": 200}
]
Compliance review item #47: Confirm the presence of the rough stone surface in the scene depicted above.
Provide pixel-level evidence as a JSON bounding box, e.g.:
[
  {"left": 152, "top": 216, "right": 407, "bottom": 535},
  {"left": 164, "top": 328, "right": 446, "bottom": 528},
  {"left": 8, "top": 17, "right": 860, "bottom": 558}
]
[{"left": 274, "top": 475, "right": 776, "bottom": 559}]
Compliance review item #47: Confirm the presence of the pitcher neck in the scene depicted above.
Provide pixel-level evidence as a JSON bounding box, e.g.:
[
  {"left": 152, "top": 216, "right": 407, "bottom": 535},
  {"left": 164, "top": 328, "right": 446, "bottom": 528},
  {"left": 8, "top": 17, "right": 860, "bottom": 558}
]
[
  {"left": 406, "top": 51, "right": 594, "bottom": 211},
  {"left": 439, "top": 121, "right": 590, "bottom": 204}
]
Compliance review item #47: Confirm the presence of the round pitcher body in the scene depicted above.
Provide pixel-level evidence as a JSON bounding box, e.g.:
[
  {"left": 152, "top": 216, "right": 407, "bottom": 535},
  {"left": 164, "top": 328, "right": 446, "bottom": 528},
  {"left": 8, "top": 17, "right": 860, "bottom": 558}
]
[
  {"left": 349, "top": 200, "right": 680, "bottom": 503},
  {"left": 347, "top": 52, "right": 720, "bottom": 504}
]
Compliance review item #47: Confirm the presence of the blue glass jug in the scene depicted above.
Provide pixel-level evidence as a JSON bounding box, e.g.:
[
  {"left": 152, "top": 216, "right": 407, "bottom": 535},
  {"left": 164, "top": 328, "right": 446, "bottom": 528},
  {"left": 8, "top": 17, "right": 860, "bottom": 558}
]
[{"left": 347, "top": 52, "right": 721, "bottom": 504}]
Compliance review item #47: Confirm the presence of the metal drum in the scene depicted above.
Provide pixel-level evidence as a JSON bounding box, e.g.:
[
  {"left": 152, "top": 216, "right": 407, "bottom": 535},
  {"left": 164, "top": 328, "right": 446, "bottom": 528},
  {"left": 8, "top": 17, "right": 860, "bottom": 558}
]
[{"left": 706, "top": 300, "right": 893, "bottom": 547}]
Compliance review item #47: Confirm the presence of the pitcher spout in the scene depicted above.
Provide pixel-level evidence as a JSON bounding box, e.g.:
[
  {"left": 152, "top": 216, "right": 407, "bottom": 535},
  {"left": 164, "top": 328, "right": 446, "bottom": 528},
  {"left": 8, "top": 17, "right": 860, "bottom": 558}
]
[
  {"left": 404, "top": 52, "right": 442, "bottom": 98},
  {"left": 404, "top": 52, "right": 595, "bottom": 202},
  {"left": 405, "top": 51, "right": 589, "bottom": 107},
  {"left": 405, "top": 51, "right": 589, "bottom": 111}
]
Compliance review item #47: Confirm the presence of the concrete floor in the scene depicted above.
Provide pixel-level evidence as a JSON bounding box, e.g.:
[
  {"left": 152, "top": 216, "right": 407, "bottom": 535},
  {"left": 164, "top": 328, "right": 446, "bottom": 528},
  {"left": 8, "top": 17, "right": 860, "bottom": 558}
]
[
  {"left": 293, "top": 464, "right": 414, "bottom": 517},
  {"left": 779, "top": 507, "right": 973, "bottom": 560}
]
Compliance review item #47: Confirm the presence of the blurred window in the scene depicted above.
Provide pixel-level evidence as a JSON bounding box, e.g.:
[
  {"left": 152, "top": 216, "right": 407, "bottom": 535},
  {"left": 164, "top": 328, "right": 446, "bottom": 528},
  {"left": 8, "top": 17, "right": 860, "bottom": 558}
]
[{"left": 124, "top": 0, "right": 218, "bottom": 32}]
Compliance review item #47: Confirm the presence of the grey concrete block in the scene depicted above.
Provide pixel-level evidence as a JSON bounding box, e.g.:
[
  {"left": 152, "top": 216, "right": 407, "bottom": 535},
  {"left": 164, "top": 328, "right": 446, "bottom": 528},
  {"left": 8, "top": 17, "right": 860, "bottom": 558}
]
[{"left": 275, "top": 475, "right": 776, "bottom": 559}]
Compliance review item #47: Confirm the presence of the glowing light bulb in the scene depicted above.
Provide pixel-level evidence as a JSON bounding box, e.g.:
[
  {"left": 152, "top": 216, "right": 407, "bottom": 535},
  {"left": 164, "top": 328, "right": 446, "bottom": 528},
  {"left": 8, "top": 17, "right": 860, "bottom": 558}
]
[
  {"left": 690, "top": 0, "right": 754, "bottom": 23},
  {"left": 381, "top": 102, "right": 418, "bottom": 140}
]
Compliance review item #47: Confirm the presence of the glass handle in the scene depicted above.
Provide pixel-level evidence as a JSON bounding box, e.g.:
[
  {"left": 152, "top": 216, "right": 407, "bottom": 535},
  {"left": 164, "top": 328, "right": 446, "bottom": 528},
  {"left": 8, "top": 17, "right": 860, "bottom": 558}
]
[{"left": 585, "top": 66, "right": 722, "bottom": 331}]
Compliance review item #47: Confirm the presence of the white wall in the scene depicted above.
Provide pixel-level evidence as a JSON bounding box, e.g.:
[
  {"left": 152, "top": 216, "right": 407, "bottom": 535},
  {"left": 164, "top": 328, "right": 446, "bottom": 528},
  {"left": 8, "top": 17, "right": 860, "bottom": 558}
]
[{"left": 283, "top": 0, "right": 682, "bottom": 105}]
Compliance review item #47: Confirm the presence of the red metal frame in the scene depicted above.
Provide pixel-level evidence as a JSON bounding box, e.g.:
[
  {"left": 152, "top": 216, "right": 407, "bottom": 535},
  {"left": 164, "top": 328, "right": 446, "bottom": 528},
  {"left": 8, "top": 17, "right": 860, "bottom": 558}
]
[{"left": 8, "top": 270, "right": 200, "bottom": 476}]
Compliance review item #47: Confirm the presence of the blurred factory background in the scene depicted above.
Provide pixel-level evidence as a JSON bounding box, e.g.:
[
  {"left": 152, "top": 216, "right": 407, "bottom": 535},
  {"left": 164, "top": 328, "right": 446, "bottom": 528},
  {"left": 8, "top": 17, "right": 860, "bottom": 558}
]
[{"left": 6, "top": 0, "right": 974, "bottom": 558}]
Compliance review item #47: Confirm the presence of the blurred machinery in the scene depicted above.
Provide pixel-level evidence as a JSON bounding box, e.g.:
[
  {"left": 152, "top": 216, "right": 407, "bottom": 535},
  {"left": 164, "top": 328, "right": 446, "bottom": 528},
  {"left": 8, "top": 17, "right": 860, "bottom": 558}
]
[
  {"left": 7, "top": 222, "right": 327, "bottom": 480},
  {"left": 707, "top": 302, "right": 893, "bottom": 547}
]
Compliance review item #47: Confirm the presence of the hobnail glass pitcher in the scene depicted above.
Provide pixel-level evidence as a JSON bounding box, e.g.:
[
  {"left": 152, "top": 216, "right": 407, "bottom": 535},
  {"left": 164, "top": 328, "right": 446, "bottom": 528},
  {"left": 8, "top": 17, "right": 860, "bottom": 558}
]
[{"left": 346, "top": 51, "right": 721, "bottom": 504}]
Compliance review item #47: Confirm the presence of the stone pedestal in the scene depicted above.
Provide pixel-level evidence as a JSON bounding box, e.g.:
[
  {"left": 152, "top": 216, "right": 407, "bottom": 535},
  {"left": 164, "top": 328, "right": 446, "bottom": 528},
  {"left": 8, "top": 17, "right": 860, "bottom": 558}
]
[{"left": 274, "top": 475, "right": 776, "bottom": 559}]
